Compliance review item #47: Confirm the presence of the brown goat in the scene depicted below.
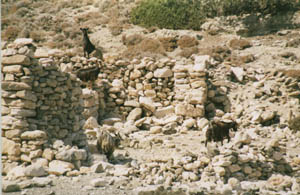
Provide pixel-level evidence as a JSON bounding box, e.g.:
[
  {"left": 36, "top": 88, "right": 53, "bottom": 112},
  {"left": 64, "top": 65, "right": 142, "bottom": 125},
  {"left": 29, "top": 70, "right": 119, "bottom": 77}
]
[
  {"left": 205, "top": 120, "right": 238, "bottom": 146},
  {"left": 97, "top": 130, "right": 122, "bottom": 159}
]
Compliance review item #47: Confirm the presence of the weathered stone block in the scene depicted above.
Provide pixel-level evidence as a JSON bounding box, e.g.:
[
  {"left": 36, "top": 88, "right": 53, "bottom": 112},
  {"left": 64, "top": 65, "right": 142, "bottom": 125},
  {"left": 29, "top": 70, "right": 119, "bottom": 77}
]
[
  {"left": 124, "top": 100, "right": 140, "bottom": 107},
  {"left": 127, "top": 108, "right": 142, "bottom": 121},
  {"left": 2, "top": 106, "right": 10, "bottom": 115},
  {"left": 83, "top": 116, "right": 99, "bottom": 130},
  {"left": 2, "top": 137, "right": 21, "bottom": 156},
  {"left": 2, "top": 65, "right": 23, "bottom": 74},
  {"left": 2, "top": 55, "right": 30, "bottom": 65},
  {"left": 175, "top": 103, "right": 204, "bottom": 117},
  {"left": 154, "top": 106, "right": 175, "bottom": 118},
  {"left": 24, "top": 163, "right": 48, "bottom": 177},
  {"left": 139, "top": 97, "right": 156, "bottom": 113},
  {"left": 2, "top": 82, "right": 32, "bottom": 91},
  {"left": 21, "top": 130, "right": 47, "bottom": 140},
  {"left": 154, "top": 68, "right": 173, "bottom": 78},
  {"left": 2, "top": 98, "right": 36, "bottom": 109},
  {"left": 34, "top": 48, "right": 49, "bottom": 58},
  {"left": 5, "top": 129, "right": 23, "bottom": 139},
  {"left": 48, "top": 160, "right": 74, "bottom": 176},
  {"left": 16, "top": 90, "right": 37, "bottom": 101},
  {"left": 11, "top": 108, "right": 36, "bottom": 117},
  {"left": 184, "top": 88, "right": 207, "bottom": 105}
]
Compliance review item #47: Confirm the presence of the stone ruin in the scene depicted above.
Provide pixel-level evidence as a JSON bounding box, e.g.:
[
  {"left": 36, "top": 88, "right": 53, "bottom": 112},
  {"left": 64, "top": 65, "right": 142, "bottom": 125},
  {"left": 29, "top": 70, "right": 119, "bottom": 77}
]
[
  {"left": 1, "top": 38, "right": 213, "bottom": 174},
  {"left": 2, "top": 38, "right": 300, "bottom": 194}
]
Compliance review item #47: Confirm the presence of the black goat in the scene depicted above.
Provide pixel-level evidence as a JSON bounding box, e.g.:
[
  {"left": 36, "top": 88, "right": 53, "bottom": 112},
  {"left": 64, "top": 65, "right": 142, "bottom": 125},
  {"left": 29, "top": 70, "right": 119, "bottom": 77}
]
[
  {"left": 80, "top": 28, "right": 96, "bottom": 58},
  {"left": 76, "top": 66, "right": 100, "bottom": 88},
  {"left": 205, "top": 120, "right": 238, "bottom": 146}
]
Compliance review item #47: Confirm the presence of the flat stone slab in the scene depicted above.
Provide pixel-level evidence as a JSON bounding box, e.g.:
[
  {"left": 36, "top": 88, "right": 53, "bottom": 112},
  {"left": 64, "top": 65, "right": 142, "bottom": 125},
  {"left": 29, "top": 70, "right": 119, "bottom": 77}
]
[{"left": 2, "top": 55, "right": 31, "bottom": 65}]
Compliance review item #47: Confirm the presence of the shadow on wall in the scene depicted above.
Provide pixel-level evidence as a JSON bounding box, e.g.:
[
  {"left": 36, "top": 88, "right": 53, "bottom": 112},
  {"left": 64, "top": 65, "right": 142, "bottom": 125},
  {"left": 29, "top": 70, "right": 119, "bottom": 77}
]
[{"left": 205, "top": 79, "right": 232, "bottom": 119}]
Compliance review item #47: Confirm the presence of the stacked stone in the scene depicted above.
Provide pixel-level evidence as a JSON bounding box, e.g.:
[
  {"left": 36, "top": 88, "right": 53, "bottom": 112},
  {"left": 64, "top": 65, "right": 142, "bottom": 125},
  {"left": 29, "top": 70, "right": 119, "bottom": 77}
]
[
  {"left": 2, "top": 40, "right": 37, "bottom": 163},
  {"left": 172, "top": 55, "right": 208, "bottom": 129},
  {"left": 30, "top": 55, "right": 84, "bottom": 147},
  {"left": 1, "top": 39, "right": 86, "bottom": 170},
  {"left": 100, "top": 57, "right": 177, "bottom": 120},
  {"left": 81, "top": 88, "right": 100, "bottom": 120},
  {"left": 99, "top": 59, "right": 128, "bottom": 117}
]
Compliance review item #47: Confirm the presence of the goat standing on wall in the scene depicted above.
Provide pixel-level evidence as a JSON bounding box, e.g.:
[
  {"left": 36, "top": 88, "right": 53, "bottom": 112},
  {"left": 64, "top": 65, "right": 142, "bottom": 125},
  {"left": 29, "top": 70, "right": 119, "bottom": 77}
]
[{"left": 80, "top": 28, "right": 96, "bottom": 59}]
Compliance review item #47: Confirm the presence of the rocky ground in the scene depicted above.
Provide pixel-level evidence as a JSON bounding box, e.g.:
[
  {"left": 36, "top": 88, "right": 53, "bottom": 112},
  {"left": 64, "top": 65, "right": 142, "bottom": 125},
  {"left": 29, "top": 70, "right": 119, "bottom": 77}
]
[{"left": 2, "top": 0, "right": 300, "bottom": 195}]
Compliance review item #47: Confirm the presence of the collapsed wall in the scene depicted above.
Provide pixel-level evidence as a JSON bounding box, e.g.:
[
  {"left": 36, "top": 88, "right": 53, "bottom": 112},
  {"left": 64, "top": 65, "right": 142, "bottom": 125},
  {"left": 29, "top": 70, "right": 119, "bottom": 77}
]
[{"left": 1, "top": 38, "right": 214, "bottom": 174}]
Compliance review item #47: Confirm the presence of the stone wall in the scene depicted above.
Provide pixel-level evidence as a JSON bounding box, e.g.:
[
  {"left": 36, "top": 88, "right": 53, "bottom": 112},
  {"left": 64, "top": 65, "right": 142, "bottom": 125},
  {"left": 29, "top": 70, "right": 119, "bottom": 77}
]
[
  {"left": 99, "top": 55, "right": 208, "bottom": 121},
  {"left": 1, "top": 39, "right": 87, "bottom": 172},
  {"left": 1, "top": 38, "right": 210, "bottom": 171}
]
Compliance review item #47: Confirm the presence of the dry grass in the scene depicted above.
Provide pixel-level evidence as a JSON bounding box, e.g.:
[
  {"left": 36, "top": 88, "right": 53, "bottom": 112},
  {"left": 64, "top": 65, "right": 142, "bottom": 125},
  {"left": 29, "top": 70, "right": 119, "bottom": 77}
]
[
  {"left": 1, "top": 0, "right": 106, "bottom": 51},
  {"left": 2, "top": 26, "right": 21, "bottom": 41},
  {"left": 122, "top": 38, "right": 166, "bottom": 59}
]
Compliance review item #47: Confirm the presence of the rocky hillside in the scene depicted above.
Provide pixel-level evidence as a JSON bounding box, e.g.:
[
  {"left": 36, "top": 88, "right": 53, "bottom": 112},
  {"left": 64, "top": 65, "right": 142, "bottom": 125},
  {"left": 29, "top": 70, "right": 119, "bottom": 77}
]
[{"left": 2, "top": 0, "right": 300, "bottom": 195}]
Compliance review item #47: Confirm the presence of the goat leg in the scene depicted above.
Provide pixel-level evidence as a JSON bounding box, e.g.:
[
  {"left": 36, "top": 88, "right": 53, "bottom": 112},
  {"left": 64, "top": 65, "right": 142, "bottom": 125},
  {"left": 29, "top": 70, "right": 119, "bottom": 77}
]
[{"left": 89, "top": 81, "right": 93, "bottom": 89}]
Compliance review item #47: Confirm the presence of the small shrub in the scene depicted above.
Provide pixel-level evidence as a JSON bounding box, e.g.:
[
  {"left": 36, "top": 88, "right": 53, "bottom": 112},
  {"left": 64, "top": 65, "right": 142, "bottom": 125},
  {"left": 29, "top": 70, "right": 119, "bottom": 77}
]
[
  {"left": 15, "top": 7, "right": 31, "bottom": 17},
  {"left": 109, "top": 24, "right": 123, "bottom": 36},
  {"left": 3, "top": 26, "right": 21, "bottom": 41},
  {"left": 229, "top": 54, "right": 255, "bottom": 66},
  {"left": 177, "top": 35, "right": 198, "bottom": 49},
  {"left": 286, "top": 38, "right": 300, "bottom": 48},
  {"left": 122, "top": 34, "right": 144, "bottom": 46},
  {"left": 131, "top": 0, "right": 204, "bottom": 30},
  {"left": 214, "top": 0, "right": 300, "bottom": 16},
  {"left": 30, "top": 31, "right": 46, "bottom": 42},
  {"left": 131, "top": 0, "right": 300, "bottom": 30},
  {"left": 138, "top": 38, "right": 166, "bottom": 54},
  {"left": 229, "top": 38, "right": 252, "bottom": 50},
  {"left": 178, "top": 46, "right": 199, "bottom": 58},
  {"left": 205, "top": 46, "right": 232, "bottom": 62},
  {"left": 19, "top": 29, "right": 30, "bottom": 38},
  {"left": 53, "top": 34, "right": 67, "bottom": 43},
  {"left": 289, "top": 115, "right": 300, "bottom": 131},
  {"left": 159, "top": 37, "right": 178, "bottom": 52}
]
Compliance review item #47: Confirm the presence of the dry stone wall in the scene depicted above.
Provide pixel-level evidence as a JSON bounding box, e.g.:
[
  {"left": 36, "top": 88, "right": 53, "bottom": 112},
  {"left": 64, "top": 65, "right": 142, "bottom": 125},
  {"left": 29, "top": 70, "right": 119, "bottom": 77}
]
[
  {"left": 100, "top": 56, "right": 208, "bottom": 120},
  {"left": 1, "top": 39, "right": 87, "bottom": 171},
  {"left": 1, "top": 38, "right": 211, "bottom": 172}
]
